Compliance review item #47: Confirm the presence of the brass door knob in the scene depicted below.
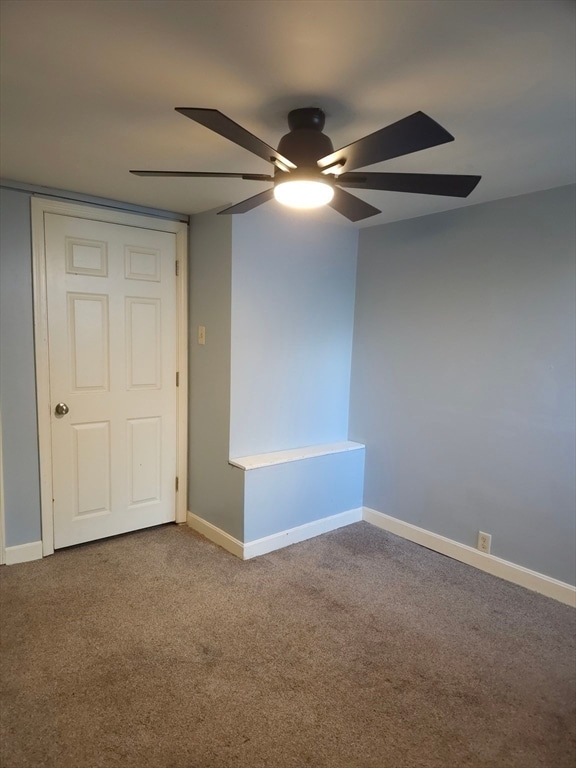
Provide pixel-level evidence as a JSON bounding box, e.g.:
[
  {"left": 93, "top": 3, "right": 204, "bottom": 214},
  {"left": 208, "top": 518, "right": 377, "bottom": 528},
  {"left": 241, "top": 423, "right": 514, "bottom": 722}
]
[{"left": 54, "top": 402, "right": 69, "bottom": 416}]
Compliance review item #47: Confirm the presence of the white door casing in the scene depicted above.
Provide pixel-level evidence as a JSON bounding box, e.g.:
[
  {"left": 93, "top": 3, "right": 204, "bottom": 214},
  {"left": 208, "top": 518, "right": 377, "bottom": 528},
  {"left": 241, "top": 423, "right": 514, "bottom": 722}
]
[
  {"left": 32, "top": 199, "right": 188, "bottom": 555},
  {"left": 0, "top": 408, "right": 5, "bottom": 565}
]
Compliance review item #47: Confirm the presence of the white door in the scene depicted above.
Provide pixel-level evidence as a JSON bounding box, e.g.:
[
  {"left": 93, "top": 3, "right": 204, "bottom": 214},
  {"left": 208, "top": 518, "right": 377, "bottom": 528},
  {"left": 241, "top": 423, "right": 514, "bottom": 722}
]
[{"left": 44, "top": 213, "right": 178, "bottom": 548}]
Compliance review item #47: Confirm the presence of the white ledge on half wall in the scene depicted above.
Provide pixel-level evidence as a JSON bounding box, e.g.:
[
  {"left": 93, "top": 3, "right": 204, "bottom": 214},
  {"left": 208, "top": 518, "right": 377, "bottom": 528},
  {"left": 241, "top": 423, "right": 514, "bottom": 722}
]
[{"left": 229, "top": 440, "right": 365, "bottom": 471}]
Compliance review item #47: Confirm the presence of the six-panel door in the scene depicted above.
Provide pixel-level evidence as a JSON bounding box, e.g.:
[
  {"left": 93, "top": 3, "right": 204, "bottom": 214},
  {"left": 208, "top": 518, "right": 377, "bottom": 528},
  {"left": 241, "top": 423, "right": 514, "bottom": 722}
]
[{"left": 45, "top": 214, "right": 177, "bottom": 548}]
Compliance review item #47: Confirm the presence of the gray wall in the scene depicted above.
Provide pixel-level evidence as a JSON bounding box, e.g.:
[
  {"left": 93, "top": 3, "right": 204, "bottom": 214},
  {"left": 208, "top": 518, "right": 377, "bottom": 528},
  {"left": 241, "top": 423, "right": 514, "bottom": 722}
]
[
  {"left": 0, "top": 188, "right": 42, "bottom": 545},
  {"left": 188, "top": 212, "right": 244, "bottom": 540},
  {"left": 230, "top": 206, "right": 358, "bottom": 457},
  {"left": 350, "top": 185, "right": 576, "bottom": 585}
]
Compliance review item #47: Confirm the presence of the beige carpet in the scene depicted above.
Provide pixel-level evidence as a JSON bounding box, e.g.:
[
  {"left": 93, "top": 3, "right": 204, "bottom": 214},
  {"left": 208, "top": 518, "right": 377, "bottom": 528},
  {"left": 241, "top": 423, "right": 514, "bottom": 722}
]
[{"left": 1, "top": 522, "right": 574, "bottom": 768}]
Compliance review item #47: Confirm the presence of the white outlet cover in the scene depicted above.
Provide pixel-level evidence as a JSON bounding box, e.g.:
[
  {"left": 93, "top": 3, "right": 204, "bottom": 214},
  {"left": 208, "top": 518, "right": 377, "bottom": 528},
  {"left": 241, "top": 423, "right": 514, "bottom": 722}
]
[{"left": 478, "top": 531, "right": 492, "bottom": 554}]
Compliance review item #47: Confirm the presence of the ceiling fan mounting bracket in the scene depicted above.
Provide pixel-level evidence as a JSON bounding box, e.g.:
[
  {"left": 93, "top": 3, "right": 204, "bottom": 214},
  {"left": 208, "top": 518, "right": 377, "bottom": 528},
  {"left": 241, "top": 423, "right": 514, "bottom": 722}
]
[{"left": 319, "top": 158, "right": 346, "bottom": 174}]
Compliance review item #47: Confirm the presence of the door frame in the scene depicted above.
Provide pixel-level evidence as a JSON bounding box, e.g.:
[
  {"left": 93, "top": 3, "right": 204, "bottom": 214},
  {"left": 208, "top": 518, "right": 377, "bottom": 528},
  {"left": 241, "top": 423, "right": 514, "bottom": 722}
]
[
  {"left": 0, "top": 408, "right": 5, "bottom": 565},
  {"left": 31, "top": 198, "right": 188, "bottom": 556}
]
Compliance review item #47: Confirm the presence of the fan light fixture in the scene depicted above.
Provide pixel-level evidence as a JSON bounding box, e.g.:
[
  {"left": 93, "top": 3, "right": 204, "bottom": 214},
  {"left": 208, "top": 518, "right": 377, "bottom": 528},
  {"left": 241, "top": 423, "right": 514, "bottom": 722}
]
[{"left": 273, "top": 179, "right": 334, "bottom": 209}]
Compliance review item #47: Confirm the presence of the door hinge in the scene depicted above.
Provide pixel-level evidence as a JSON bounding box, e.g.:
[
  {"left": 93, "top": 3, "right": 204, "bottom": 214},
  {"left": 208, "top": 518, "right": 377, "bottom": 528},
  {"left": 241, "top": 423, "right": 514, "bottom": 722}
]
[
  {"left": 175, "top": 260, "right": 179, "bottom": 276},
  {"left": 176, "top": 371, "right": 179, "bottom": 387},
  {"left": 175, "top": 477, "right": 179, "bottom": 492}
]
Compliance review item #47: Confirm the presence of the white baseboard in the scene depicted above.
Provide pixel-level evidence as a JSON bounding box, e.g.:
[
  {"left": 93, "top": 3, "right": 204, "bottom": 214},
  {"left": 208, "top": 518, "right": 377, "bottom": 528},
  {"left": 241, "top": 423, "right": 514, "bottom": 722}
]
[
  {"left": 4, "top": 540, "right": 44, "bottom": 565},
  {"left": 187, "top": 506, "right": 575, "bottom": 606},
  {"left": 243, "top": 508, "right": 363, "bottom": 559},
  {"left": 187, "top": 508, "right": 363, "bottom": 560},
  {"left": 187, "top": 512, "right": 244, "bottom": 559},
  {"left": 363, "top": 507, "right": 576, "bottom": 608}
]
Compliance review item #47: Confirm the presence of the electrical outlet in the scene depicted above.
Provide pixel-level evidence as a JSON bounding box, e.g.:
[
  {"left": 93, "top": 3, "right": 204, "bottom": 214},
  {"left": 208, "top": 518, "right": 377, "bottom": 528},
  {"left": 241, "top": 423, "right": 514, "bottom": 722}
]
[
  {"left": 198, "top": 325, "right": 206, "bottom": 345},
  {"left": 477, "top": 531, "right": 492, "bottom": 554}
]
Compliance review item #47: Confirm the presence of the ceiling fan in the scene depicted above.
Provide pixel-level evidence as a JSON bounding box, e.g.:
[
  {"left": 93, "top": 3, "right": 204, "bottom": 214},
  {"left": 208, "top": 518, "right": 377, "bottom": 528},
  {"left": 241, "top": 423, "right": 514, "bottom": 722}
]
[{"left": 130, "top": 107, "right": 481, "bottom": 222}]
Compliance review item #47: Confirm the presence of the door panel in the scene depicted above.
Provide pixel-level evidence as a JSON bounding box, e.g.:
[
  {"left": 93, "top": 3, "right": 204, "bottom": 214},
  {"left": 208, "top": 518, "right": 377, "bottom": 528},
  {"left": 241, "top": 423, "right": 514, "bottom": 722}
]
[
  {"left": 127, "top": 417, "right": 161, "bottom": 506},
  {"left": 68, "top": 293, "right": 109, "bottom": 391},
  {"left": 126, "top": 297, "right": 161, "bottom": 388},
  {"left": 45, "top": 213, "right": 177, "bottom": 548},
  {"left": 72, "top": 421, "right": 111, "bottom": 517}
]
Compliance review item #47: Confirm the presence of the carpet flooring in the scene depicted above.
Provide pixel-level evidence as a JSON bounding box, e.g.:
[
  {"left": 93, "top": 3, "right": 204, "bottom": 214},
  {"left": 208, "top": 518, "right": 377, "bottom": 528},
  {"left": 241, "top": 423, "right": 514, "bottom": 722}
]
[{"left": 1, "top": 522, "right": 575, "bottom": 768}]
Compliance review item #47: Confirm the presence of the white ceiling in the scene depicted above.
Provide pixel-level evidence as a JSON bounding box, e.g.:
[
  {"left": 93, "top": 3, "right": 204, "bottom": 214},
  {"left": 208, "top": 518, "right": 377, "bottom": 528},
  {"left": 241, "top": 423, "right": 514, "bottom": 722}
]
[{"left": 1, "top": 0, "right": 575, "bottom": 227}]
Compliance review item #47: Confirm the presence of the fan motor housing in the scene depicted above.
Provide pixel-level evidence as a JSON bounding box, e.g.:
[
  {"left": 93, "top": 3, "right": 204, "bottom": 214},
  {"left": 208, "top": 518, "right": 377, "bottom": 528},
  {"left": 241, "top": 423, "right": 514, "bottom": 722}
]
[{"left": 276, "top": 108, "right": 334, "bottom": 169}]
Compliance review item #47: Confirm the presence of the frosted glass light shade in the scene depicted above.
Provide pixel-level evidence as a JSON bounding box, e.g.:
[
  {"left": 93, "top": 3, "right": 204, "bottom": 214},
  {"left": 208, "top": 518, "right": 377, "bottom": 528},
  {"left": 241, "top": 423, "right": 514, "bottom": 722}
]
[{"left": 274, "top": 180, "right": 334, "bottom": 209}]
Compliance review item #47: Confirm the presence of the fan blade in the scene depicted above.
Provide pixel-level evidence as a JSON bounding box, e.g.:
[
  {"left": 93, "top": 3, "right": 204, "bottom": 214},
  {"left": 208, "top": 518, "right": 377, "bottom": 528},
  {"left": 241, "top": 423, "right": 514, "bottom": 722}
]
[
  {"left": 338, "top": 172, "right": 481, "bottom": 198},
  {"left": 318, "top": 112, "right": 454, "bottom": 173},
  {"left": 217, "top": 188, "right": 275, "bottom": 215},
  {"left": 328, "top": 188, "right": 381, "bottom": 222},
  {"left": 176, "top": 108, "right": 296, "bottom": 169},
  {"left": 130, "top": 170, "right": 273, "bottom": 181}
]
